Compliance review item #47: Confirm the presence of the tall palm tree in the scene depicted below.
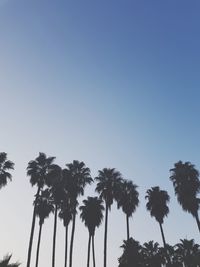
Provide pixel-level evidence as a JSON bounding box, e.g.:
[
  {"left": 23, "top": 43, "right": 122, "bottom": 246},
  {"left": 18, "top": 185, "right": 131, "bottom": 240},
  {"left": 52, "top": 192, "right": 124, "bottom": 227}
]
[
  {"left": 116, "top": 180, "right": 139, "bottom": 240},
  {"left": 58, "top": 196, "right": 73, "bottom": 267},
  {"left": 64, "top": 160, "right": 92, "bottom": 267},
  {"left": 0, "top": 254, "right": 20, "bottom": 267},
  {"left": 35, "top": 189, "right": 54, "bottom": 267},
  {"left": 170, "top": 161, "right": 200, "bottom": 232},
  {"left": 79, "top": 197, "right": 104, "bottom": 267},
  {"left": 26, "top": 152, "right": 55, "bottom": 267},
  {"left": 46, "top": 164, "right": 65, "bottom": 267},
  {"left": 0, "top": 152, "right": 14, "bottom": 190},
  {"left": 95, "top": 168, "right": 122, "bottom": 267},
  {"left": 145, "top": 186, "right": 170, "bottom": 249}
]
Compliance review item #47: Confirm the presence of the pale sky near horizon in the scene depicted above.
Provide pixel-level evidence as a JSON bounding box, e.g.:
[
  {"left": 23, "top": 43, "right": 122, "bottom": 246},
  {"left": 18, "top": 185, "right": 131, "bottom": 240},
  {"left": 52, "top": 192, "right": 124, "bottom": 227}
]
[{"left": 1, "top": 0, "right": 200, "bottom": 266}]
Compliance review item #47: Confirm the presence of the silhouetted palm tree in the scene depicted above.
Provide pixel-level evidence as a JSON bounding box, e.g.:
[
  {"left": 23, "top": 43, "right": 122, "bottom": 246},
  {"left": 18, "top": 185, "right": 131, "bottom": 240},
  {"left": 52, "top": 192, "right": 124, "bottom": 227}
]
[
  {"left": 170, "top": 161, "right": 200, "bottom": 232},
  {"left": 59, "top": 196, "right": 73, "bottom": 267},
  {"left": 95, "top": 168, "right": 122, "bottom": 267},
  {"left": 116, "top": 180, "right": 139, "bottom": 240},
  {"left": 0, "top": 254, "right": 20, "bottom": 267},
  {"left": 80, "top": 197, "right": 104, "bottom": 267},
  {"left": 46, "top": 164, "right": 65, "bottom": 267},
  {"left": 35, "top": 189, "right": 54, "bottom": 267},
  {"left": 118, "top": 238, "right": 143, "bottom": 267},
  {"left": 64, "top": 160, "right": 92, "bottom": 267},
  {"left": 0, "top": 152, "right": 14, "bottom": 190},
  {"left": 26, "top": 152, "right": 55, "bottom": 267},
  {"left": 142, "top": 241, "right": 164, "bottom": 267},
  {"left": 145, "top": 187, "right": 170, "bottom": 249},
  {"left": 175, "top": 239, "right": 200, "bottom": 267}
]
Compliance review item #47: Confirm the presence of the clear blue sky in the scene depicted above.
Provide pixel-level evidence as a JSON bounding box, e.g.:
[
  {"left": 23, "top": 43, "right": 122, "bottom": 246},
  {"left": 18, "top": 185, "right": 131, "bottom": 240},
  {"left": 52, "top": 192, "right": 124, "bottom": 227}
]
[{"left": 0, "top": 0, "right": 200, "bottom": 266}]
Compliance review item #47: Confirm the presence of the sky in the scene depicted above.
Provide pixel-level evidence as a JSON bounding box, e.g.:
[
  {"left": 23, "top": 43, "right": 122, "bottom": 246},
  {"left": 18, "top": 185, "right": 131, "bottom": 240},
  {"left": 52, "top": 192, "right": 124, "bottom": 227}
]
[{"left": 0, "top": 0, "right": 200, "bottom": 266}]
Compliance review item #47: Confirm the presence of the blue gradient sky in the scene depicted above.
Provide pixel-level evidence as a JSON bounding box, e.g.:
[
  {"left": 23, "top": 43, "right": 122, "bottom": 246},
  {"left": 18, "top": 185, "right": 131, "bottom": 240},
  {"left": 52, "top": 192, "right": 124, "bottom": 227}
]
[{"left": 1, "top": 0, "right": 200, "bottom": 266}]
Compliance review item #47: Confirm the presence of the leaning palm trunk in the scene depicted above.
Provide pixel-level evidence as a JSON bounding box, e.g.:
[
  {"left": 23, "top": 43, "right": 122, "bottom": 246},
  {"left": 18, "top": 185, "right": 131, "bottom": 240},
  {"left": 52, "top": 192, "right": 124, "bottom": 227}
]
[
  {"left": 52, "top": 204, "right": 58, "bottom": 267},
  {"left": 27, "top": 187, "right": 40, "bottom": 267},
  {"left": 69, "top": 212, "right": 76, "bottom": 267},
  {"left": 87, "top": 234, "right": 91, "bottom": 267},
  {"left": 35, "top": 223, "right": 43, "bottom": 267},
  {"left": 104, "top": 203, "right": 109, "bottom": 267},
  {"left": 92, "top": 235, "right": 96, "bottom": 267},
  {"left": 64, "top": 225, "right": 68, "bottom": 267},
  {"left": 195, "top": 212, "right": 200, "bottom": 233},
  {"left": 126, "top": 214, "right": 130, "bottom": 240},
  {"left": 159, "top": 223, "right": 171, "bottom": 265}
]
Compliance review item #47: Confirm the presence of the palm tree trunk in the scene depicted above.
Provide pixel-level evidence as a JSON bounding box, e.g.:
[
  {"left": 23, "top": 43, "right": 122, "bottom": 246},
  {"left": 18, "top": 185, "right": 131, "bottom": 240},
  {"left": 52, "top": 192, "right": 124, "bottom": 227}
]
[
  {"left": 69, "top": 212, "right": 76, "bottom": 267},
  {"left": 35, "top": 223, "right": 43, "bottom": 267},
  {"left": 159, "top": 222, "right": 166, "bottom": 248},
  {"left": 126, "top": 214, "right": 130, "bottom": 240},
  {"left": 87, "top": 234, "right": 91, "bottom": 267},
  {"left": 92, "top": 235, "right": 96, "bottom": 267},
  {"left": 52, "top": 204, "right": 58, "bottom": 267},
  {"left": 195, "top": 212, "right": 200, "bottom": 233},
  {"left": 64, "top": 225, "right": 68, "bottom": 267},
  {"left": 104, "top": 203, "right": 108, "bottom": 267},
  {"left": 27, "top": 187, "right": 40, "bottom": 267}
]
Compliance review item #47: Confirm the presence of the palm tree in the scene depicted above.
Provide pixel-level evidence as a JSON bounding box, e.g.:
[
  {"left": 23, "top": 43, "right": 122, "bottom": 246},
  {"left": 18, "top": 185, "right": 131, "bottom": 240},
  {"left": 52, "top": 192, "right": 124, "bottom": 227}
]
[
  {"left": 26, "top": 152, "right": 55, "bottom": 267},
  {"left": 64, "top": 160, "right": 92, "bottom": 267},
  {"left": 0, "top": 255, "right": 20, "bottom": 267},
  {"left": 79, "top": 197, "right": 104, "bottom": 267},
  {"left": 46, "top": 164, "right": 65, "bottom": 267},
  {"left": 118, "top": 238, "right": 143, "bottom": 267},
  {"left": 170, "top": 161, "right": 200, "bottom": 232},
  {"left": 35, "top": 189, "right": 54, "bottom": 267},
  {"left": 116, "top": 180, "right": 139, "bottom": 240},
  {"left": 145, "top": 187, "right": 169, "bottom": 248},
  {"left": 175, "top": 239, "right": 200, "bottom": 267},
  {"left": 142, "top": 241, "right": 164, "bottom": 267},
  {"left": 95, "top": 168, "right": 122, "bottom": 267},
  {"left": 58, "top": 196, "right": 73, "bottom": 267},
  {"left": 0, "top": 152, "right": 14, "bottom": 190}
]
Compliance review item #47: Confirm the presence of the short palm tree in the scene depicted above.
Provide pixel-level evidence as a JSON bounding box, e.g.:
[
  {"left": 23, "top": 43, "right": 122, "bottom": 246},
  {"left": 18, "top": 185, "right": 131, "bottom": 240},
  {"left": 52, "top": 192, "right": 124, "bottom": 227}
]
[
  {"left": 95, "top": 168, "right": 122, "bottom": 267},
  {"left": 35, "top": 189, "right": 54, "bottom": 267},
  {"left": 142, "top": 241, "right": 164, "bottom": 267},
  {"left": 0, "top": 152, "right": 14, "bottom": 190},
  {"left": 145, "top": 186, "right": 170, "bottom": 248},
  {"left": 64, "top": 160, "right": 92, "bottom": 267},
  {"left": 80, "top": 197, "right": 104, "bottom": 267},
  {"left": 0, "top": 254, "right": 20, "bottom": 267},
  {"left": 118, "top": 238, "right": 143, "bottom": 267},
  {"left": 170, "top": 161, "right": 200, "bottom": 232},
  {"left": 116, "top": 180, "right": 139, "bottom": 240},
  {"left": 26, "top": 152, "right": 55, "bottom": 267},
  {"left": 175, "top": 239, "right": 200, "bottom": 267}
]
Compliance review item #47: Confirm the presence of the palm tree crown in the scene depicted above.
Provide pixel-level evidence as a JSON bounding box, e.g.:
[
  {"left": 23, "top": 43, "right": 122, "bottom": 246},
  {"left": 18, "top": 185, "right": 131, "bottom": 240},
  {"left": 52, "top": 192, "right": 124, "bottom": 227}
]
[
  {"left": 0, "top": 152, "right": 14, "bottom": 189},
  {"left": 80, "top": 197, "right": 104, "bottom": 236},
  {"left": 146, "top": 186, "right": 170, "bottom": 224}
]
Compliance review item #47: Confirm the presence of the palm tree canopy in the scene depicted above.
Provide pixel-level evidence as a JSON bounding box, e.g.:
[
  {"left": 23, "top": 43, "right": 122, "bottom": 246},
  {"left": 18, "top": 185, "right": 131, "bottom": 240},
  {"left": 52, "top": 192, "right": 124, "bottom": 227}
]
[
  {"left": 79, "top": 197, "right": 104, "bottom": 235},
  {"left": 95, "top": 168, "right": 122, "bottom": 208},
  {"left": 0, "top": 152, "right": 14, "bottom": 189},
  {"left": 63, "top": 160, "right": 93, "bottom": 201},
  {"left": 58, "top": 195, "right": 74, "bottom": 227},
  {"left": 0, "top": 254, "right": 20, "bottom": 267},
  {"left": 170, "top": 161, "right": 200, "bottom": 216},
  {"left": 116, "top": 180, "right": 139, "bottom": 217},
  {"left": 145, "top": 186, "right": 170, "bottom": 224},
  {"left": 27, "top": 152, "right": 55, "bottom": 188},
  {"left": 35, "top": 189, "right": 54, "bottom": 225}
]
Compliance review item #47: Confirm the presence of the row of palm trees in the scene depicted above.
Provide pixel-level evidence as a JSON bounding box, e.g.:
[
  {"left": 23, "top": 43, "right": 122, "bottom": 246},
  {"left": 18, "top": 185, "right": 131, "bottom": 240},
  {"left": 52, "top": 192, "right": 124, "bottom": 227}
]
[
  {"left": 0, "top": 152, "right": 200, "bottom": 267},
  {"left": 118, "top": 238, "right": 200, "bottom": 267}
]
